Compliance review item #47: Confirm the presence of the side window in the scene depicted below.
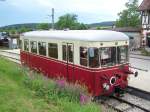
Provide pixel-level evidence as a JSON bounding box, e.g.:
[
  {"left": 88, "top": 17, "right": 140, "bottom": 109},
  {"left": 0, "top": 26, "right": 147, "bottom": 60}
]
[
  {"left": 80, "top": 47, "right": 88, "bottom": 66},
  {"left": 38, "top": 42, "right": 46, "bottom": 56},
  {"left": 19, "top": 40, "right": 22, "bottom": 50},
  {"left": 88, "top": 48, "right": 99, "bottom": 68},
  {"left": 30, "top": 41, "right": 37, "bottom": 53},
  {"left": 68, "top": 45, "right": 73, "bottom": 63},
  {"left": 48, "top": 43, "right": 58, "bottom": 59},
  {"left": 62, "top": 44, "right": 74, "bottom": 63},
  {"left": 24, "top": 39, "right": 29, "bottom": 51},
  {"left": 62, "top": 45, "right": 67, "bottom": 61}
]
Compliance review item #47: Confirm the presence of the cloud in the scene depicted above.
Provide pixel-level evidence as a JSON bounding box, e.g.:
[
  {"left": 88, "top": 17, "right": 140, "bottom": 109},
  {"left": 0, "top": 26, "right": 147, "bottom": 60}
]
[{"left": 0, "top": 0, "right": 144, "bottom": 25}]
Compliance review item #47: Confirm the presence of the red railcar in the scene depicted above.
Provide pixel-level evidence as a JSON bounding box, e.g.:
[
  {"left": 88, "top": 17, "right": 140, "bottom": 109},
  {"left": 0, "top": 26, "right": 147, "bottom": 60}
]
[{"left": 20, "top": 30, "right": 133, "bottom": 96}]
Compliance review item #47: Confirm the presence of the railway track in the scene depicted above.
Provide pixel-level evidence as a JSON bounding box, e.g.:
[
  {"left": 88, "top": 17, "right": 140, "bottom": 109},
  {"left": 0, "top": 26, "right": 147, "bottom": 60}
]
[{"left": 99, "top": 87, "right": 150, "bottom": 112}]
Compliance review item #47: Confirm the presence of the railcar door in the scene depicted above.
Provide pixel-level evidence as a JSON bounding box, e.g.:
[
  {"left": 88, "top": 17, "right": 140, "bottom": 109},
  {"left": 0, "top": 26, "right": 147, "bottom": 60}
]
[{"left": 62, "top": 43, "right": 74, "bottom": 82}]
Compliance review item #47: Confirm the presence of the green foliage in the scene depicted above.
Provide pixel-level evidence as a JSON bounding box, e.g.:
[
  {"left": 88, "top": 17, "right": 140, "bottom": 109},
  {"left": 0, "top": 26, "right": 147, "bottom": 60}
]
[
  {"left": 116, "top": 0, "right": 140, "bottom": 27},
  {"left": 0, "top": 57, "right": 101, "bottom": 112},
  {"left": 56, "top": 13, "right": 88, "bottom": 30},
  {"left": 9, "top": 29, "right": 17, "bottom": 34},
  {"left": 18, "top": 26, "right": 32, "bottom": 33},
  {"left": 36, "top": 23, "right": 49, "bottom": 30},
  {"left": 140, "top": 48, "right": 150, "bottom": 56}
]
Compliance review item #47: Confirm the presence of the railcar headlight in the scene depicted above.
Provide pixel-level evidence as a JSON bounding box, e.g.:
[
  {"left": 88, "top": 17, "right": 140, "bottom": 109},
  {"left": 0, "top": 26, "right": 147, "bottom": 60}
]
[
  {"left": 103, "top": 83, "right": 110, "bottom": 91},
  {"left": 110, "top": 76, "right": 116, "bottom": 85}
]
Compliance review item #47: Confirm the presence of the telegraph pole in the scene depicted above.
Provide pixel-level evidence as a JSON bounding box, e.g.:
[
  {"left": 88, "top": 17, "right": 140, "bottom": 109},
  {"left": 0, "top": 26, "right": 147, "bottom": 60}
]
[
  {"left": 51, "top": 8, "right": 54, "bottom": 30},
  {"left": 48, "top": 8, "right": 55, "bottom": 30}
]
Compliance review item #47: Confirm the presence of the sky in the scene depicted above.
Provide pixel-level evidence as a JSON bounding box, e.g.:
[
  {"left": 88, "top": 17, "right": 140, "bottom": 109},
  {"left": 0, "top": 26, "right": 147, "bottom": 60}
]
[{"left": 0, "top": 0, "right": 143, "bottom": 27}]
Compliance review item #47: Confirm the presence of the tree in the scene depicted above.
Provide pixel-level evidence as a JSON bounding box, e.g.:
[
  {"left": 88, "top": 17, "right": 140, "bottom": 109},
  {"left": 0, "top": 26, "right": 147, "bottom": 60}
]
[
  {"left": 36, "top": 23, "right": 49, "bottom": 30},
  {"left": 56, "top": 13, "right": 88, "bottom": 30},
  {"left": 116, "top": 0, "right": 140, "bottom": 27}
]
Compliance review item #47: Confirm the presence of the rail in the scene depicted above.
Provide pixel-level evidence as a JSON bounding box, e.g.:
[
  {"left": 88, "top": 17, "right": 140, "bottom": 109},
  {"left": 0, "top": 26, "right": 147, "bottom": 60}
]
[{"left": 98, "top": 87, "right": 150, "bottom": 112}]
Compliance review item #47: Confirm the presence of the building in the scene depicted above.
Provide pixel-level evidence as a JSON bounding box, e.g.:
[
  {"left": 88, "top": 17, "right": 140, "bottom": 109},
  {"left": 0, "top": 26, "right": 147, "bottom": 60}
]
[
  {"left": 110, "top": 27, "right": 142, "bottom": 50},
  {"left": 139, "top": 0, "right": 150, "bottom": 47}
]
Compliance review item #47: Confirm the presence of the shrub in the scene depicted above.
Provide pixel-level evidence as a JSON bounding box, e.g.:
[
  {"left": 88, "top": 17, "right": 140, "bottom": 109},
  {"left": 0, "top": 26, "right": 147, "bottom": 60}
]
[
  {"left": 23, "top": 71, "right": 90, "bottom": 104},
  {"left": 140, "top": 48, "right": 150, "bottom": 56}
]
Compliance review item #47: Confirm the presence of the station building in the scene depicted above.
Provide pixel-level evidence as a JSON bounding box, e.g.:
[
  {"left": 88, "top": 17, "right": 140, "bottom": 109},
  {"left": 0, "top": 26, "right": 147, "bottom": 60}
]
[{"left": 139, "top": 0, "right": 150, "bottom": 47}]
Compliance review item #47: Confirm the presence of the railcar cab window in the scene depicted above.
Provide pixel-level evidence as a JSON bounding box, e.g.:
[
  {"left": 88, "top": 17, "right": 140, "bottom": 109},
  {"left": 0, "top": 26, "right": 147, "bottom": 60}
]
[
  {"left": 24, "top": 39, "right": 29, "bottom": 51},
  {"left": 100, "top": 47, "right": 116, "bottom": 67},
  {"left": 48, "top": 43, "right": 58, "bottom": 59},
  {"left": 80, "top": 47, "right": 88, "bottom": 66},
  {"left": 30, "top": 41, "right": 37, "bottom": 53},
  {"left": 38, "top": 42, "right": 46, "bottom": 56},
  {"left": 88, "top": 48, "right": 99, "bottom": 68},
  {"left": 117, "top": 46, "right": 128, "bottom": 64}
]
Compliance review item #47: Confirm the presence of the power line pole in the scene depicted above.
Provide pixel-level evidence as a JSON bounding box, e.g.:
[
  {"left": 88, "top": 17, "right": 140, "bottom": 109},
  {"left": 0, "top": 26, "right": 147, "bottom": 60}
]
[
  {"left": 48, "top": 8, "right": 55, "bottom": 30},
  {"left": 52, "top": 8, "right": 54, "bottom": 30}
]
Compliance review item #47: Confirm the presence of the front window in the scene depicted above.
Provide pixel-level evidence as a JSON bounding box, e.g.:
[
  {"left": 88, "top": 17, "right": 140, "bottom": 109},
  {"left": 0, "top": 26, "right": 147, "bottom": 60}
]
[
  {"left": 88, "top": 48, "right": 99, "bottom": 68},
  {"left": 100, "top": 47, "right": 116, "bottom": 67},
  {"left": 117, "top": 46, "right": 128, "bottom": 64}
]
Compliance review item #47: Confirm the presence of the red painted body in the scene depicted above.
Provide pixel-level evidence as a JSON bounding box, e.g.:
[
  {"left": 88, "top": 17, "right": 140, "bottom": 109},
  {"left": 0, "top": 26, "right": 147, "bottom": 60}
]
[{"left": 21, "top": 50, "right": 130, "bottom": 96}]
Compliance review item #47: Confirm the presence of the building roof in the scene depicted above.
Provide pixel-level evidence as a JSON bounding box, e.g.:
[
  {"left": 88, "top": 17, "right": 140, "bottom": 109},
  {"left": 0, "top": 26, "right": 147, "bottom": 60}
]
[
  {"left": 109, "top": 27, "right": 142, "bottom": 32},
  {"left": 139, "top": 0, "right": 150, "bottom": 11},
  {"left": 22, "top": 30, "right": 129, "bottom": 42}
]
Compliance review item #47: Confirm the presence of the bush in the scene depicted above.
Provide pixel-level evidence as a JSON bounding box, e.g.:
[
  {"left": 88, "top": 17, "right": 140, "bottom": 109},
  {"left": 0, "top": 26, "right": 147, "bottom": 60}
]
[
  {"left": 0, "top": 57, "right": 101, "bottom": 112},
  {"left": 23, "top": 71, "right": 90, "bottom": 104},
  {"left": 140, "top": 48, "right": 150, "bottom": 56}
]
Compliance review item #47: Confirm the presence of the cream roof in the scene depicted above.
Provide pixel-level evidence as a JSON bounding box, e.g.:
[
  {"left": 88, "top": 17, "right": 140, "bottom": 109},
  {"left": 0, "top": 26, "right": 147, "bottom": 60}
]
[{"left": 22, "top": 30, "right": 129, "bottom": 42}]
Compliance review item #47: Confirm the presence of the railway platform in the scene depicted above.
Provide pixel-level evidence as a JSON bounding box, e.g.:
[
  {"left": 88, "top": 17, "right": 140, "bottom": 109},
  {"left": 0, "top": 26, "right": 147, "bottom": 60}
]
[{"left": 129, "top": 53, "right": 150, "bottom": 93}]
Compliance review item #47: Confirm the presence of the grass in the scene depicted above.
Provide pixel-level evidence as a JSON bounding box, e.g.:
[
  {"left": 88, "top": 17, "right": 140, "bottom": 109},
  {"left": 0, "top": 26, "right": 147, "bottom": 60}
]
[
  {"left": 140, "top": 48, "right": 150, "bottom": 56},
  {"left": 0, "top": 57, "right": 101, "bottom": 112},
  {"left": 0, "top": 46, "right": 9, "bottom": 50}
]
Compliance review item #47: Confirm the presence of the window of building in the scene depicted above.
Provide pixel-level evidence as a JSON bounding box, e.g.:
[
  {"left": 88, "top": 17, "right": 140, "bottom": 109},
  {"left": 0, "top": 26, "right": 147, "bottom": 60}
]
[
  {"left": 100, "top": 47, "right": 116, "bottom": 67},
  {"left": 88, "top": 48, "right": 99, "bottom": 68},
  {"left": 80, "top": 47, "right": 88, "bottom": 66},
  {"left": 48, "top": 43, "right": 58, "bottom": 59},
  {"left": 30, "top": 41, "right": 37, "bottom": 53},
  {"left": 38, "top": 42, "right": 46, "bottom": 56},
  {"left": 117, "top": 46, "right": 128, "bottom": 64},
  {"left": 24, "top": 39, "right": 29, "bottom": 51}
]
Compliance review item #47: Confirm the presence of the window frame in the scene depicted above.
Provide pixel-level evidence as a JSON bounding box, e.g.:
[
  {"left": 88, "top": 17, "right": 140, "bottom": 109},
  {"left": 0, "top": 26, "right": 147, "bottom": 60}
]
[
  {"left": 62, "top": 43, "right": 74, "bottom": 63},
  {"left": 24, "top": 39, "right": 29, "bottom": 51},
  {"left": 117, "top": 45, "right": 129, "bottom": 64},
  {"left": 88, "top": 47, "right": 100, "bottom": 68},
  {"left": 48, "top": 43, "right": 58, "bottom": 59},
  {"left": 30, "top": 41, "right": 37, "bottom": 54},
  {"left": 38, "top": 41, "right": 47, "bottom": 56},
  {"left": 80, "top": 47, "right": 88, "bottom": 67}
]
